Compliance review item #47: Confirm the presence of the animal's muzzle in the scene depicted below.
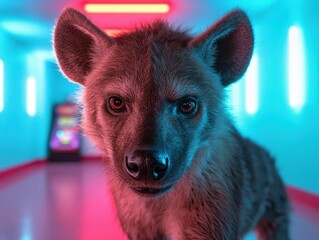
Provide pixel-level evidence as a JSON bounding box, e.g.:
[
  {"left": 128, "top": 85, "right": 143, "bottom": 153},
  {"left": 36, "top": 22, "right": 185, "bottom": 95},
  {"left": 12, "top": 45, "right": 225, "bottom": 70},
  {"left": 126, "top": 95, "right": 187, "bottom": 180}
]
[{"left": 125, "top": 150, "right": 170, "bottom": 182}]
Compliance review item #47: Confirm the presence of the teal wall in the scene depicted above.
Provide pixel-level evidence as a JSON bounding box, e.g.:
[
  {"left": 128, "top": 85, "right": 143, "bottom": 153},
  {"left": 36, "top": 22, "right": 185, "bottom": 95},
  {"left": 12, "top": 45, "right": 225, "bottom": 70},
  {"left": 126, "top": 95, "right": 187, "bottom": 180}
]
[
  {"left": 0, "top": 31, "right": 78, "bottom": 171},
  {"left": 225, "top": 0, "right": 319, "bottom": 194},
  {"left": 0, "top": 32, "right": 42, "bottom": 170}
]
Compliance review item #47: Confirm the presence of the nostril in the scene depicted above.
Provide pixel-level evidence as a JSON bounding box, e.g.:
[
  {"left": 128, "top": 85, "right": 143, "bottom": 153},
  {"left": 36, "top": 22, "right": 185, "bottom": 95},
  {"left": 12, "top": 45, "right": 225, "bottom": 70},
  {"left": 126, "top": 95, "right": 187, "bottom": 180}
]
[
  {"left": 125, "top": 156, "right": 139, "bottom": 174},
  {"left": 153, "top": 157, "right": 169, "bottom": 180}
]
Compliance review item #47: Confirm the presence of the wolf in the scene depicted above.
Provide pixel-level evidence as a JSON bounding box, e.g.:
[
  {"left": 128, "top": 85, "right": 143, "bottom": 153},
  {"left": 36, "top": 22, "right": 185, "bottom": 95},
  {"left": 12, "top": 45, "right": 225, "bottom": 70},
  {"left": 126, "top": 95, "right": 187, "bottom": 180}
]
[{"left": 53, "top": 8, "right": 290, "bottom": 240}]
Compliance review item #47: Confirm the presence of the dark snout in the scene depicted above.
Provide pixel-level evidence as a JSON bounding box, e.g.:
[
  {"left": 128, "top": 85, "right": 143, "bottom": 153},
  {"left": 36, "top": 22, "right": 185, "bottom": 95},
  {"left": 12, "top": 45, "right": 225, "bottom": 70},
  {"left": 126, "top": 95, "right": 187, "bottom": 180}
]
[{"left": 125, "top": 150, "right": 170, "bottom": 182}]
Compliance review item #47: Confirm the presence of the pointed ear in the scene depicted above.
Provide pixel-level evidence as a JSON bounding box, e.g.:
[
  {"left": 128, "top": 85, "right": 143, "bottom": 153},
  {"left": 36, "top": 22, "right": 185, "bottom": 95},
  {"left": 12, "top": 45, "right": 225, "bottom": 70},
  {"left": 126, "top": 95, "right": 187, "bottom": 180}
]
[
  {"left": 53, "top": 8, "right": 114, "bottom": 85},
  {"left": 189, "top": 9, "right": 253, "bottom": 86}
]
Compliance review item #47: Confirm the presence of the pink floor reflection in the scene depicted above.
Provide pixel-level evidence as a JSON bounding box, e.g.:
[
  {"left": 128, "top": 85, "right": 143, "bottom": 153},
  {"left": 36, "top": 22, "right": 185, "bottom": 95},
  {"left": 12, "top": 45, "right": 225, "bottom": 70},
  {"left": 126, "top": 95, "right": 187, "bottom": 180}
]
[{"left": 0, "top": 161, "right": 318, "bottom": 240}]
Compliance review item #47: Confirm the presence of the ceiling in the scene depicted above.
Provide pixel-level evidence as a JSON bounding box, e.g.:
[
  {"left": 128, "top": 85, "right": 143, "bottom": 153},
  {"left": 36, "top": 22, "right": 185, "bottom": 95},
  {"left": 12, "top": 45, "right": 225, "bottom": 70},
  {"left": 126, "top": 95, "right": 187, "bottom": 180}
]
[{"left": 0, "top": 0, "right": 279, "bottom": 50}]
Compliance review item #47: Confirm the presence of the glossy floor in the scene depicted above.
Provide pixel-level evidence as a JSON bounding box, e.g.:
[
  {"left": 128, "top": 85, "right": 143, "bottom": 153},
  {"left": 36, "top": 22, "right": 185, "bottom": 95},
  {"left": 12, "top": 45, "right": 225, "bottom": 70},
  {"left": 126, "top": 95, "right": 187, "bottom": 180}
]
[{"left": 0, "top": 161, "right": 318, "bottom": 240}]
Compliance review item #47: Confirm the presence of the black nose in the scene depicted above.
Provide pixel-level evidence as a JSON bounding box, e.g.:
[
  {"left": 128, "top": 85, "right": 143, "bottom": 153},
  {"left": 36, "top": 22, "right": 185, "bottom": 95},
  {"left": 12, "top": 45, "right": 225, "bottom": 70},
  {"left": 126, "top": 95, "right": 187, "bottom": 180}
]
[{"left": 125, "top": 150, "right": 169, "bottom": 181}]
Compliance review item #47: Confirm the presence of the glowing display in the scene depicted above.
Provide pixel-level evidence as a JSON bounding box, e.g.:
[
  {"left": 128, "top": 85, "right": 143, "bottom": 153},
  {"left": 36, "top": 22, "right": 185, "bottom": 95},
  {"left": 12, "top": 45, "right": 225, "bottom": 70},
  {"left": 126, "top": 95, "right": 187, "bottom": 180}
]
[
  {"left": 288, "top": 25, "right": 305, "bottom": 111},
  {"left": 84, "top": 4, "right": 170, "bottom": 13},
  {"left": 26, "top": 76, "right": 36, "bottom": 116},
  {"left": 49, "top": 104, "right": 80, "bottom": 151},
  {"left": 0, "top": 59, "right": 3, "bottom": 112},
  {"left": 245, "top": 54, "right": 259, "bottom": 115}
]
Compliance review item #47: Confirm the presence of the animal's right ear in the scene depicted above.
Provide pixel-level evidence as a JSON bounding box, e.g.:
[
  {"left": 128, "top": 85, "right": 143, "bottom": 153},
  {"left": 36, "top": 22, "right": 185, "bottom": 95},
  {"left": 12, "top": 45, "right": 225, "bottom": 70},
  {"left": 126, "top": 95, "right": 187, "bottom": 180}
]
[{"left": 53, "top": 8, "right": 114, "bottom": 86}]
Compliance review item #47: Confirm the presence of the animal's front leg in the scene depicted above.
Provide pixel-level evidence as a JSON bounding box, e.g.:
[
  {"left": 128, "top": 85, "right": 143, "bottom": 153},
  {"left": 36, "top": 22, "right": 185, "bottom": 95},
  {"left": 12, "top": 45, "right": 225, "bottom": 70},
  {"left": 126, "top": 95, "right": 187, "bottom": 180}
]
[
  {"left": 175, "top": 202, "right": 240, "bottom": 240},
  {"left": 127, "top": 232, "right": 168, "bottom": 240},
  {"left": 179, "top": 221, "right": 240, "bottom": 240}
]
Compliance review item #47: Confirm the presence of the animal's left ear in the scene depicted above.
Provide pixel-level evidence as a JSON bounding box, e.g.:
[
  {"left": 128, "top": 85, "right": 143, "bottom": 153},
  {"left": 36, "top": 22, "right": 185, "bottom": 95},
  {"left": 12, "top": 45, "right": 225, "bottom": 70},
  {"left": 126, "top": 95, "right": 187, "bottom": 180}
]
[{"left": 189, "top": 9, "right": 253, "bottom": 87}]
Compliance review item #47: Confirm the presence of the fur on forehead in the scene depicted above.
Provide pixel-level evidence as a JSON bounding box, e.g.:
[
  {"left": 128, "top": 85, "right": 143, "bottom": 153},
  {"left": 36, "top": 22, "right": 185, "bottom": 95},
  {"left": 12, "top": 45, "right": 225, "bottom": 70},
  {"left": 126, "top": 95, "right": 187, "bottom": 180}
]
[
  {"left": 116, "top": 20, "right": 192, "bottom": 47},
  {"left": 86, "top": 21, "right": 195, "bottom": 88}
]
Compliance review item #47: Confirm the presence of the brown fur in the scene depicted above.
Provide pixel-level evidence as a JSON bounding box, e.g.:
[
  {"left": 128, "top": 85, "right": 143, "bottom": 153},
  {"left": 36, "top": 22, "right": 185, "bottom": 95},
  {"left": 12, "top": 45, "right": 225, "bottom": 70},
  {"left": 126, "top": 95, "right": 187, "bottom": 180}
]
[{"left": 54, "top": 8, "right": 290, "bottom": 240}]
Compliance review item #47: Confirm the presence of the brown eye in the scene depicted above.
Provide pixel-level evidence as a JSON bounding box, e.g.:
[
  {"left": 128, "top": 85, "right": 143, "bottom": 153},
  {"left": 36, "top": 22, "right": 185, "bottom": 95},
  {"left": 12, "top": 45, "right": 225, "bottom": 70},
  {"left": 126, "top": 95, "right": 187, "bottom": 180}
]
[
  {"left": 109, "top": 97, "right": 126, "bottom": 112},
  {"left": 179, "top": 99, "right": 197, "bottom": 115}
]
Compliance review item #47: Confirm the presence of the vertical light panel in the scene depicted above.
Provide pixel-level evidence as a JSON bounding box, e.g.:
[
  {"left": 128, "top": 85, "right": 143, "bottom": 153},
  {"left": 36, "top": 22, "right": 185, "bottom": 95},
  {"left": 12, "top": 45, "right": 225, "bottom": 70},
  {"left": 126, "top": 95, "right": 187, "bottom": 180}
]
[
  {"left": 229, "top": 81, "right": 243, "bottom": 117},
  {"left": 245, "top": 54, "right": 259, "bottom": 115},
  {"left": 0, "top": 59, "right": 3, "bottom": 112},
  {"left": 288, "top": 25, "right": 305, "bottom": 111},
  {"left": 27, "top": 76, "right": 36, "bottom": 116}
]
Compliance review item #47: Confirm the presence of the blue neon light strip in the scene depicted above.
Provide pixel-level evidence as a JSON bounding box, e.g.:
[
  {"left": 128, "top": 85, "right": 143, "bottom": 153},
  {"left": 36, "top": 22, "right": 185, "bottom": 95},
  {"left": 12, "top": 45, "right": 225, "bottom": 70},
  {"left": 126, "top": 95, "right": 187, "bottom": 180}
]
[
  {"left": 26, "top": 76, "right": 36, "bottom": 116},
  {"left": 245, "top": 54, "right": 259, "bottom": 115},
  {"left": 0, "top": 59, "right": 3, "bottom": 112},
  {"left": 288, "top": 25, "right": 305, "bottom": 111}
]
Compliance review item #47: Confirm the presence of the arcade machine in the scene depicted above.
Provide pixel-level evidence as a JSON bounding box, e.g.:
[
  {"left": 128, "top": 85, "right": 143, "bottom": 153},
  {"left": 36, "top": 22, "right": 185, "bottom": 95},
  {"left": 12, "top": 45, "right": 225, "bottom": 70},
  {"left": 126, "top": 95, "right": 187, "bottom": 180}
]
[{"left": 48, "top": 103, "right": 81, "bottom": 162}]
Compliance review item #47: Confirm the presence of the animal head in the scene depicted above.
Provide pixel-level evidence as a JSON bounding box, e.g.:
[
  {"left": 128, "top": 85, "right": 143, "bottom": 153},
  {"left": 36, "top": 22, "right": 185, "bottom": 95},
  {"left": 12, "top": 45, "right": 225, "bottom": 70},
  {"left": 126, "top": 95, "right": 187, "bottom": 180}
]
[{"left": 54, "top": 8, "right": 253, "bottom": 197}]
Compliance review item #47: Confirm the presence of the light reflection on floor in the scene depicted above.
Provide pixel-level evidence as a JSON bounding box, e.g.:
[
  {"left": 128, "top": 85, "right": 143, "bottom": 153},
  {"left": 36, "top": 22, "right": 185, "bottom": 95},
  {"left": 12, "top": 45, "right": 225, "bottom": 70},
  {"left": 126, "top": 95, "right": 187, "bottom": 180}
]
[
  {"left": 244, "top": 232, "right": 256, "bottom": 240},
  {"left": 0, "top": 161, "right": 317, "bottom": 240}
]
